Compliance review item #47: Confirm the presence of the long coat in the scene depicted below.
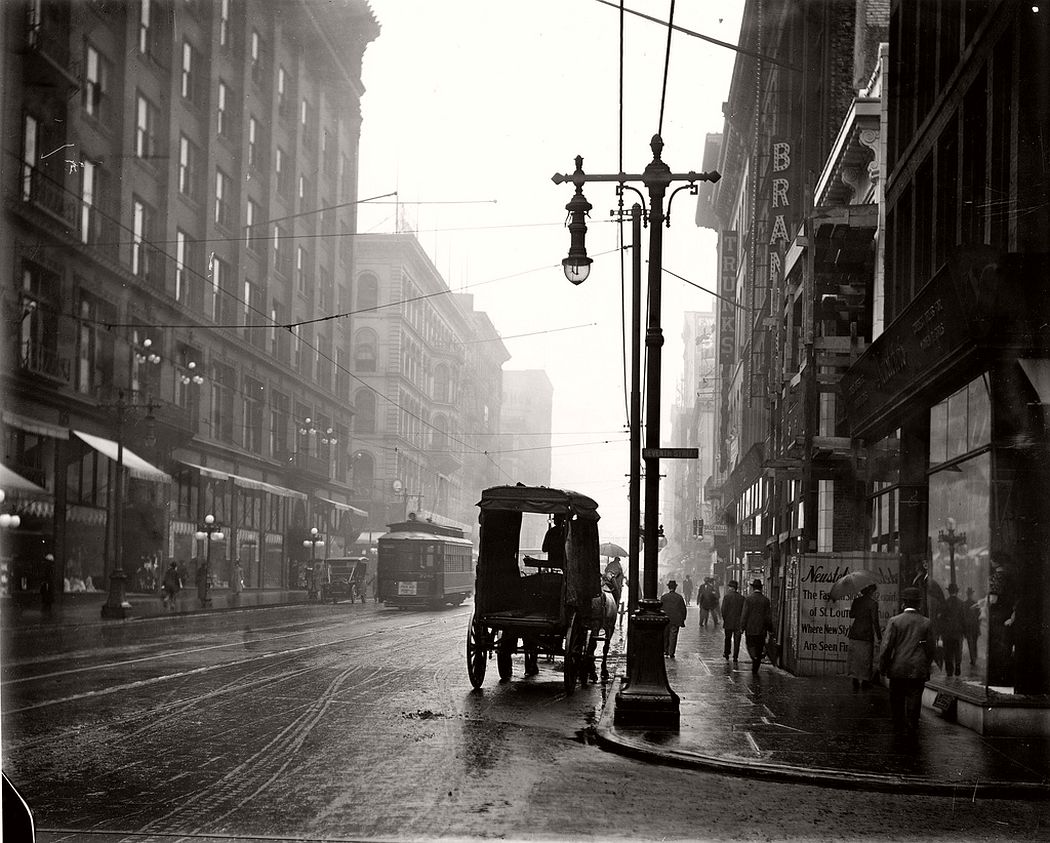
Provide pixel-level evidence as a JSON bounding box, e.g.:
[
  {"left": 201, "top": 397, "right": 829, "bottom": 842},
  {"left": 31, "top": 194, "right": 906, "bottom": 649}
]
[
  {"left": 720, "top": 589, "right": 745, "bottom": 631},
  {"left": 660, "top": 590, "right": 687, "bottom": 627},
  {"left": 740, "top": 591, "right": 773, "bottom": 637},
  {"left": 879, "top": 608, "right": 935, "bottom": 680}
]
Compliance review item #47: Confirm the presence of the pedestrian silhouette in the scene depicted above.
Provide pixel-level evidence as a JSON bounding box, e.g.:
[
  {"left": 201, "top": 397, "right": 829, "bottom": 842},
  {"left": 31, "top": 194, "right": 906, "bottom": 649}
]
[
  {"left": 720, "top": 580, "right": 745, "bottom": 662},
  {"left": 846, "top": 582, "right": 882, "bottom": 689},
  {"left": 740, "top": 579, "right": 774, "bottom": 675},
  {"left": 879, "top": 586, "right": 936, "bottom": 739},
  {"left": 659, "top": 580, "right": 687, "bottom": 658}
]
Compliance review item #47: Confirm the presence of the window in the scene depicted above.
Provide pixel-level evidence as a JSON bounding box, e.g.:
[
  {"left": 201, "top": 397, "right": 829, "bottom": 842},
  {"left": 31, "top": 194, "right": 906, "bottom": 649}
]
[
  {"left": 181, "top": 40, "right": 200, "bottom": 103},
  {"left": 21, "top": 114, "right": 38, "bottom": 201},
  {"left": 319, "top": 265, "right": 332, "bottom": 312},
  {"left": 217, "top": 81, "right": 230, "bottom": 137},
  {"left": 75, "top": 294, "right": 99, "bottom": 394},
  {"left": 353, "top": 389, "right": 375, "bottom": 434},
  {"left": 215, "top": 168, "right": 232, "bottom": 227},
  {"left": 296, "top": 246, "right": 308, "bottom": 293},
  {"left": 357, "top": 272, "right": 378, "bottom": 310},
  {"left": 277, "top": 66, "right": 288, "bottom": 116},
  {"left": 175, "top": 230, "right": 189, "bottom": 304},
  {"left": 301, "top": 98, "right": 312, "bottom": 143},
  {"left": 131, "top": 198, "right": 155, "bottom": 280},
  {"left": 135, "top": 93, "right": 157, "bottom": 159},
  {"left": 244, "top": 377, "right": 264, "bottom": 454},
  {"left": 273, "top": 224, "right": 290, "bottom": 276},
  {"left": 275, "top": 147, "right": 289, "bottom": 196},
  {"left": 316, "top": 334, "right": 332, "bottom": 390},
  {"left": 211, "top": 362, "right": 235, "bottom": 443},
  {"left": 178, "top": 135, "right": 201, "bottom": 200},
  {"left": 245, "top": 199, "right": 260, "bottom": 249},
  {"left": 138, "top": 0, "right": 152, "bottom": 55},
  {"left": 244, "top": 279, "right": 265, "bottom": 347},
  {"left": 336, "top": 348, "right": 349, "bottom": 400},
  {"left": 248, "top": 116, "right": 259, "bottom": 169},
  {"left": 209, "top": 254, "right": 227, "bottom": 321},
  {"left": 270, "top": 300, "right": 290, "bottom": 363},
  {"left": 84, "top": 44, "right": 110, "bottom": 119},
  {"left": 79, "top": 160, "right": 99, "bottom": 244},
  {"left": 354, "top": 329, "right": 377, "bottom": 372},
  {"left": 219, "top": 0, "right": 230, "bottom": 47}
]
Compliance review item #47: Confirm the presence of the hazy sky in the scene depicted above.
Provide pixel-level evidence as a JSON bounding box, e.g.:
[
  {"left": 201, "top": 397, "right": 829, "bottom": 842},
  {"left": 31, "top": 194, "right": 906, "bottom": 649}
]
[{"left": 356, "top": 1, "right": 746, "bottom": 543}]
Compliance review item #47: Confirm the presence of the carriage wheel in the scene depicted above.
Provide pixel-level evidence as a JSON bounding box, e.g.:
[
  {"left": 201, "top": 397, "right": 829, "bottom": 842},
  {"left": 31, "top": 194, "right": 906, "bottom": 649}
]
[
  {"left": 466, "top": 615, "right": 488, "bottom": 689},
  {"left": 496, "top": 632, "right": 514, "bottom": 681},
  {"left": 563, "top": 612, "right": 582, "bottom": 694}
]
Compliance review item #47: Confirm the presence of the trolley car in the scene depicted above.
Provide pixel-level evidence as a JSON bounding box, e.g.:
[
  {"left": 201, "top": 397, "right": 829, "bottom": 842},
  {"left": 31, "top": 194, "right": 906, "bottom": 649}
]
[
  {"left": 466, "top": 485, "right": 602, "bottom": 693},
  {"left": 376, "top": 516, "right": 474, "bottom": 608}
]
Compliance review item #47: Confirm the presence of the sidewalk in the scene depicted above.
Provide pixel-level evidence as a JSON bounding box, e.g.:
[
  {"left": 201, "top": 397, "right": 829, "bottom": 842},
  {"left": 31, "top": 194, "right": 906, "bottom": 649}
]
[
  {"left": 595, "top": 614, "right": 1050, "bottom": 798},
  {"left": 0, "top": 588, "right": 316, "bottom": 629}
]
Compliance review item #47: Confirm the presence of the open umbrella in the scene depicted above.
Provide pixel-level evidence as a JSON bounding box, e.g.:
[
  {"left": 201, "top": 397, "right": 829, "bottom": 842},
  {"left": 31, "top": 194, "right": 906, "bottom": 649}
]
[
  {"left": 599, "top": 542, "right": 628, "bottom": 558},
  {"left": 828, "top": 569, "right": 879, "bottom": 600}
]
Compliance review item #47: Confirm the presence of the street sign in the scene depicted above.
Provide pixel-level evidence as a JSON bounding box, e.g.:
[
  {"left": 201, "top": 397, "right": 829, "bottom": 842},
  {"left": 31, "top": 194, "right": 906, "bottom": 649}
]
[{"left": 642, "top": 447, "right": 699, "bottom": 459}]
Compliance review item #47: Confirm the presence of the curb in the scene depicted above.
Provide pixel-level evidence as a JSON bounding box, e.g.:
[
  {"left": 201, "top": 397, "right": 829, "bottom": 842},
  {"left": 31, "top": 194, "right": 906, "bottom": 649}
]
[{"left": 593, "top": 678, "right": 1050, "bottom": 800}]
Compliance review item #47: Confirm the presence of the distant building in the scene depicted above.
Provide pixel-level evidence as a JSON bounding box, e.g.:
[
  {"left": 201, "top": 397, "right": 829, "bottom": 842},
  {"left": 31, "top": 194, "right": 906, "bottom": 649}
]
[{"left": 350, "top": 233, "right": 509, "bottom": 538}]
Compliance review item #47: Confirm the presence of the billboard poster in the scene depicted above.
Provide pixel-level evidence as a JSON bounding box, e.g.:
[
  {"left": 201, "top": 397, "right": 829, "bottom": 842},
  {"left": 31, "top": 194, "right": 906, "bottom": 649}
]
[{"left": 785, "top": 552, "right": 899, "bottom": 677}]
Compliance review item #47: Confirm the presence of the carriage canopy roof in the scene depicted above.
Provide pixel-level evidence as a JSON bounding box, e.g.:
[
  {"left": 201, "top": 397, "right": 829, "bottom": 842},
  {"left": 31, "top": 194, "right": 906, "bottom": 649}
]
[{"left": 476, "top": 485, "right": 600, "bottom": 521}]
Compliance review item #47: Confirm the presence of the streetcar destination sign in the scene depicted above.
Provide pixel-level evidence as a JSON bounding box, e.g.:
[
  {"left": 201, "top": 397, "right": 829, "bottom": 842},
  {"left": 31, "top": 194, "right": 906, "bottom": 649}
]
[{"left": 642, "top": 448, "right": 699, "bottom": 459}]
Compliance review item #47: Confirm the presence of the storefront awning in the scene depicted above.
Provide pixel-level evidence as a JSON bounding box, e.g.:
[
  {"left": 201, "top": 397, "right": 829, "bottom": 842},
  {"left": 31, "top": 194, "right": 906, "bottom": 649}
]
[
  {"left": 314, "top": 495, "right": 368, "bottom": 518},
  {"left": 1, "top": 410, "right": 69, "bottom": 440},
  {"left": 0, "top": 463, "right": 49, "bottom": 496},
  {"left": 1019, "top": 359, "right": 1050, "bottom": 405},
  {"left": 72, "top": 431, "right": 171, "bottom": 483},
  {"left": 179, "top": 461, "right": 307, "bottom": 501}
]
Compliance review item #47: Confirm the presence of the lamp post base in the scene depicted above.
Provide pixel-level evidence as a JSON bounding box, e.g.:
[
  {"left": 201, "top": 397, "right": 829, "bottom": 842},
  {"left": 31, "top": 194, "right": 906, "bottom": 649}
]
[
  {"left": 101, "top": 569, "right": 132, "bottom": 619},
  {"left": 614, "top": 599, "right": 680, "bottom": 730}
]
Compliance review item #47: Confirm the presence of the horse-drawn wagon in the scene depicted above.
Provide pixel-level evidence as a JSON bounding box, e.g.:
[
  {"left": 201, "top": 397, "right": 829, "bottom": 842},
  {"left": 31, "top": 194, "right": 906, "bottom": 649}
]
[{"left": 466, "top": 485, "right": 618, "bottom": 692}]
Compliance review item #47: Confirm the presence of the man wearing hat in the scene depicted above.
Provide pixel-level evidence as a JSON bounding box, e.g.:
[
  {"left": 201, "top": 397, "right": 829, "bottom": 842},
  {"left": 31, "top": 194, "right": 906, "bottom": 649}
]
[
  {"left": 659, "top": 580, "right": 687, "bottom": 658},
  {"left": 739, "top": 579, "right": 774, "bottom": 675},
  {"left": 879, "top": 586, "right": 937, "bottom": 737}
]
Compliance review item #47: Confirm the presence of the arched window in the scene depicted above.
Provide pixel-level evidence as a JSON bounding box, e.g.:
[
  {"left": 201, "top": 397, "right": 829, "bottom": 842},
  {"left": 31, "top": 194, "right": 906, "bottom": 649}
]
[
  {"left": 351, "top": 451, "right": 374, "bottom": 496},
  {"left": 433, "top": 364, "right": 450, "bottom": 403},
  {"left": 431, "top": 414, "right": 449, "bottom": 453},
  {"left": 354, "top": 328, "right": 377, "bottom": 372},
  {"left": 353, "top": 388, "right": 376, "bottom": 434},
  {"left": 357, "top": 271, "right": 378, "bottom": 311}
]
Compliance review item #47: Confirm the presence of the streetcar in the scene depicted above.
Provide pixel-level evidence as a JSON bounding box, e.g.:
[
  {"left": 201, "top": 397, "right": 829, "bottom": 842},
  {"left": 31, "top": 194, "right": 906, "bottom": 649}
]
[
  {"left": 466, "top": 484, "right": 603, "bottom": 692},
  {"left": 376, "top": 515, "right": 474, "bottom": 608}
]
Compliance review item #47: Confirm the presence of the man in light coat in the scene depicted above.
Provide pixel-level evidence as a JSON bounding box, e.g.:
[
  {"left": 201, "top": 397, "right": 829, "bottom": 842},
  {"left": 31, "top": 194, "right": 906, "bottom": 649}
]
[
  {"left": 879, "top": 586, "right": 936, "bottom": 738},
  {"left": 660, "top": 580, "right": 688, "bottom": 658},
  {"left": 739, "top": 579, "right": 774, "bottom": 675}
]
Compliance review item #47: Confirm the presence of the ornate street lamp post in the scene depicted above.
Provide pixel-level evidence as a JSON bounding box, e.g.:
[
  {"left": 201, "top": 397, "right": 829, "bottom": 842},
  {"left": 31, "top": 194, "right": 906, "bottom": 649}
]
[
  {"left": 194, "top": 514, "right": 224, "bottom": 608},
  {"left": 304, "top": 526, "right": 325, "bottom": 600},
  {"left": 553, "top": 135, "right": 720, "bottom": 729},
  {"left": 938, "top": 517, "right": 967, "bottom": 588}
]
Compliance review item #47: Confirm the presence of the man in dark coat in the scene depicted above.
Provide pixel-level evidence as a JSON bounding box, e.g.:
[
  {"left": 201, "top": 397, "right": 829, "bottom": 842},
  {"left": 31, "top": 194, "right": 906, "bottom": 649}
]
[
  {"left": 659, "top": 580, "right": 688, "bottom": 658},
  {"left": 938, "top": 582, "right": 966, "bottom": 677},
  {"left": 739, "top": 579, "right": 774, "bottom": 675},
  {"left": 720, "top": 580, "right": 745, "bottom": 662},
  {"left": 879, "top": 586, "right": 936, "bottom": 738}
]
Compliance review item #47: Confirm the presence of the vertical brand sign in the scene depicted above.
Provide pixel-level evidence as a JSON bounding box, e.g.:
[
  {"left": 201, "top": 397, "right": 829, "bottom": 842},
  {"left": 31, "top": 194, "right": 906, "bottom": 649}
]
[{"left": 718, "top": 231, "right": 738, "bottom": 367}]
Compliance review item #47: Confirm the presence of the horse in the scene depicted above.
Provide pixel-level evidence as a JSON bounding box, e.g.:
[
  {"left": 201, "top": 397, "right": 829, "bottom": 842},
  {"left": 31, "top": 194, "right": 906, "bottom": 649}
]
[{"left": 584, "top": 573, "right": 621, "bottom": 683}]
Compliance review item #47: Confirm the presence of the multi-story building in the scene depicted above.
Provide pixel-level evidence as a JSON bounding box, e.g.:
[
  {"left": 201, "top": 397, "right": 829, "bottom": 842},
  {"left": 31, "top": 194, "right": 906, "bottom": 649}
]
[
  {"left": 2, "top": 0, "right": 379, "bottom": 599},
  {"left": 702, "top": 0, "right": 1050, "bottom": 731},
  {"left": 666, "top": 310, "right": 715, "bottom": 579},
  {"left": 500, "top": 369, "right": 554, "bottom": 550},
  {"left": 349, "top": 233, "right": 510, "bottom": 539}
]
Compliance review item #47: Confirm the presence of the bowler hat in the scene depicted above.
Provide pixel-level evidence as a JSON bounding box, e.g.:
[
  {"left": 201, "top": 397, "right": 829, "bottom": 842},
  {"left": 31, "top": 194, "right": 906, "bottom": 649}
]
[
  {"left": 751, "top": 579, "right": 763, "bottom": 590},
  {"left": 728, "top": 580, "right": 739, "bottom": 589},
  {"left": 901, "top": 586, "right": 922, "bottom": 603},
  {"left": 667, "top": 580, "right": 678, "bottom": 590}
]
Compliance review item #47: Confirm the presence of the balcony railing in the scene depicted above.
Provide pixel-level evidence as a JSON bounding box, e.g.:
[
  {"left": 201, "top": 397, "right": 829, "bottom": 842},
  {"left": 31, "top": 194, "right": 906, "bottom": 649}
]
[{"left": 20, "top": 166, "right": 76, "bottom": 226}]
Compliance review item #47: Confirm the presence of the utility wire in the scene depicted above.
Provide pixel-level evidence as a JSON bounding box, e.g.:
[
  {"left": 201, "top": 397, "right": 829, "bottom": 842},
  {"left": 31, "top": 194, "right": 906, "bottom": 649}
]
[{"left": 658, "top": 0, "right": 678, "bottom": 137}]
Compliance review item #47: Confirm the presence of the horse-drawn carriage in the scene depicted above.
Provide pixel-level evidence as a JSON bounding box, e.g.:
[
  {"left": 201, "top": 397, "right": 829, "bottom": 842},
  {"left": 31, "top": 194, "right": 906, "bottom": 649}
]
[{"left": 466, "top": 485, "right": 618, "bottom": 692}]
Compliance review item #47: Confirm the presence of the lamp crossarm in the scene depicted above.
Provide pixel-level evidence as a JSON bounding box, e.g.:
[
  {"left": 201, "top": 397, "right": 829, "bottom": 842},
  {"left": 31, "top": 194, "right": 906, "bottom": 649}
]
[{"left": 552, "top": 170, "right": 720, "bottom": 187}]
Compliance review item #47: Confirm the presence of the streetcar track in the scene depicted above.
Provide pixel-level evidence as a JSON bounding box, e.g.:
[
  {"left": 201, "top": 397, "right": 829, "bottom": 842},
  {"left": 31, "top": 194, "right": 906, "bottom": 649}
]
[{"left": 3, "top": 618, "right": 439, "bottom": 715}]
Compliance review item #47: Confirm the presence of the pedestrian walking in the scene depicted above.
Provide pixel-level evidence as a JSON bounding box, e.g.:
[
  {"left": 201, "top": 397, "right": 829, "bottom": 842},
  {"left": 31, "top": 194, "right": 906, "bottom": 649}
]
[
  {"left": 698, "top": 577, "right": 719, "bottom": 628},
  {"left": 740, "top": 579, "right": 774, "bottom": 675},
  {"left": 962, "top": 586, "right": 981, "bottom": 668},
  {"left": 162, "top": 560, "right": 182, "bottom": 611},
  {"left": 40, "top": 554, "right": 55, "bottom": 615},
  {"left": 659, "top": 580, "right": 687, "bottom": 658},
  {"left": 879, "top": 586, "right": 936, "bottom": 739},
  {"left": 720, "top": 579, "right": 745, "bottom": 662},
  {"left": 707, "top": 578, "right": 722, "bottom": 627},
  {"left": 938, "top": 582, "right": 966, "bottom": 677},
  {"left": 682, "top": 574, "right": 694, "bottom": 605},
  {"left": 196, "top": 559, "right": 211, "bottom": 608},
  {"left": 846, "top": 582, "right": 882, "bottom": 689}
]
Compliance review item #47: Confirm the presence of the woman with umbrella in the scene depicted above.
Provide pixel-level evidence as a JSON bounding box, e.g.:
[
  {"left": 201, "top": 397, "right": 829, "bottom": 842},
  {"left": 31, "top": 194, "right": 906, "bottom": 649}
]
[{"left": 846, "top": 581, "right": 882, "bottom": 690}]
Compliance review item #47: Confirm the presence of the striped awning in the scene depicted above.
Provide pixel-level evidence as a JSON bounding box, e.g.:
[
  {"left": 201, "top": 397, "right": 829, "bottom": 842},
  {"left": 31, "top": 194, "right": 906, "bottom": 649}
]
[
  {"left": 314, "top": 494, "right": 368, "bottom": 518},
  {"left": 0, "top": 463, "right": 49, "bottom": 496},
  {"left": 73, "top": 431, "right": 172, "bottom": 483},
  {"left": 180, "top": 461, "right": 307, "bottom": 501}
]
